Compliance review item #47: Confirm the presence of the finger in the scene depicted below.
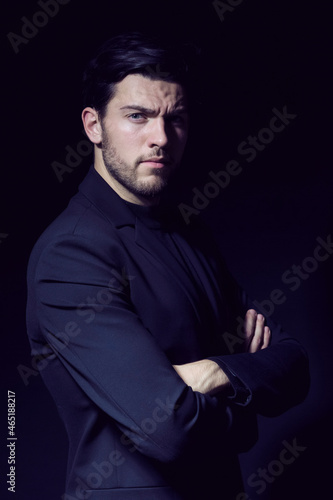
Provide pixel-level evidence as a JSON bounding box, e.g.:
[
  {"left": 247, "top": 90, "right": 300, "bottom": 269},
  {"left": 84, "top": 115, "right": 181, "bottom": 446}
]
[
  {"left": 261, "top": 326, "right": 271, "bottom": 349},
  {"left": 248, "top": 313, "right": 265, "bottom": 353},
  {"left": 243, "top": 309, "right": 257, "bottom": 350}
]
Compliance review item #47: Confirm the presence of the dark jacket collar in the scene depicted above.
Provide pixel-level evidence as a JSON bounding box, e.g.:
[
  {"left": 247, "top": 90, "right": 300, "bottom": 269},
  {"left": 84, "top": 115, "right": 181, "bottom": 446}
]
[
  {"left": 77, "top": 167, "right": 215, "bottom": 327},
  {"left": 78, "top": 165, "right": 182, "bottom": 231},
  {"left": 78, "top": 166, "right": 137, "bottom": 229}
]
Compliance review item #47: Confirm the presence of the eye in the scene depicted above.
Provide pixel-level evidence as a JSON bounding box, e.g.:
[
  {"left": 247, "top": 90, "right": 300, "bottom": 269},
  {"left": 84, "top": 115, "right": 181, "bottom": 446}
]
[
  {"left": 128, "top": 113, "right": 145, "bottom": 121},
  {"left": 173, "top": 116, "right": 183, "bottom": 123},
  {"left": 168, "top": 114, "right": 186, "bottom": 126}
]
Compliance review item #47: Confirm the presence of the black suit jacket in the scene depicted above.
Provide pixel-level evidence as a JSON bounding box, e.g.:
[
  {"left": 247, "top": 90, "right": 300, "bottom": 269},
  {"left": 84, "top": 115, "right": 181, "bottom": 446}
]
[{"left": 26, "top": 166, "right": 309, "bottom": 499}]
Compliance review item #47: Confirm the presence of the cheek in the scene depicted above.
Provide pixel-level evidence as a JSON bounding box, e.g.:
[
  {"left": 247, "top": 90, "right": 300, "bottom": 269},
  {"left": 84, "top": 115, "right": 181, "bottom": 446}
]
[
  {"left": 110, "top": 126, "right": 142, "bottom": 155},
  {"left": 175, "top": 130, "right": 188, "bottom": 154}
]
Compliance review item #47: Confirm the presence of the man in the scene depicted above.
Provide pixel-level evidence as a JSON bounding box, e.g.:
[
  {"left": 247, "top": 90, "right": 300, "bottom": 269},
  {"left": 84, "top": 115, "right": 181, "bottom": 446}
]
[{"left": 26, "top": 32, "right": 309, "bottom": 499}]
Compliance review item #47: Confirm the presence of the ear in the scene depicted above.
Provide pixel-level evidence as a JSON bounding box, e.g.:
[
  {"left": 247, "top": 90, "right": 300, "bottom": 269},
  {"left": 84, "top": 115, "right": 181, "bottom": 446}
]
[{"left": 81, "top": 107, "right": 102, "bottom": 144}]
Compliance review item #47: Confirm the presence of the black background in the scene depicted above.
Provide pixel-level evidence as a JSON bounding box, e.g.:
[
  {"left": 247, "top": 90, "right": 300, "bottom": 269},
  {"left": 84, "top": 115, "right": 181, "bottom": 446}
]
[{"left": 1, "top": 1, "right": 332, "bottom": 499}]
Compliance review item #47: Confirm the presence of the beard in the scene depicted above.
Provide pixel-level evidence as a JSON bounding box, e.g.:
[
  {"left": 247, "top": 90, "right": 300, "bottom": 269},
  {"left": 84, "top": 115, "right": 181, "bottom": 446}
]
[{"left": 101, "top": 128, "right": 177, "bottom": 200}]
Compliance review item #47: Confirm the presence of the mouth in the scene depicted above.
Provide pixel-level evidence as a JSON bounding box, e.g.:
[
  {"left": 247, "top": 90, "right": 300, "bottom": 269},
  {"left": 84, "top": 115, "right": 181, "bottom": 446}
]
[{"left": 140, "top": 157, "right": 171, "bottom": 169}]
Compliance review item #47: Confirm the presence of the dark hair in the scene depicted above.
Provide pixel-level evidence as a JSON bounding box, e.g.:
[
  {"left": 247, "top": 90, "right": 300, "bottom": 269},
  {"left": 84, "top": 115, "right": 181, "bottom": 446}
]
[{"left": 82, "top": 31, "right": 199, "bottom": 117}]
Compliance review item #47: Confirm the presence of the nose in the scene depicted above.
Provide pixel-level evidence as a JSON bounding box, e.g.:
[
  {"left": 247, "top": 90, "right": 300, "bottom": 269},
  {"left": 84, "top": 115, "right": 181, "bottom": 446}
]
[{"left": 146, "top": 117, "right": 168, "bottom": 148}]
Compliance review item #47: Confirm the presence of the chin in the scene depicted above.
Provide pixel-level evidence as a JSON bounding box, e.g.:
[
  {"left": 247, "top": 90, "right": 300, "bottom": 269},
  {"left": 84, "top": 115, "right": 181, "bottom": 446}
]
[{"left": 136, "top": 181, "right": 168, "bottom": 199}]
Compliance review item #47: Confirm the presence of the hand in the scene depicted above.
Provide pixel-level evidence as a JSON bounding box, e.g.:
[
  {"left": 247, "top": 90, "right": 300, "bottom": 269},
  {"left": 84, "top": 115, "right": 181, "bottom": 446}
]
[
  {"left": 173, "top": 310, "right": 271, "bottom": 395},
  {"left": 173, "top": 359, "right": 232, "bottom": 396},
  {"left": 243, "top": 309, "right": 271, "bottom": 353}
]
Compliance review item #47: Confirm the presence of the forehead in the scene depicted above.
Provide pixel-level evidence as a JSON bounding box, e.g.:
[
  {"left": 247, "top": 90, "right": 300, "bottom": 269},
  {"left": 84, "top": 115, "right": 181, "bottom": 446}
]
[{"left": 109, "top": 74, "right": 187, "bottom": 111}]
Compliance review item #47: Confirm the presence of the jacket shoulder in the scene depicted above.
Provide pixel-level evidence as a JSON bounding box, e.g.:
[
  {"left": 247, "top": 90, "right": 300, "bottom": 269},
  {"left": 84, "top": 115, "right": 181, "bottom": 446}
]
[{"left": 28, "top": 192, "right": 125, "bottom": 276}]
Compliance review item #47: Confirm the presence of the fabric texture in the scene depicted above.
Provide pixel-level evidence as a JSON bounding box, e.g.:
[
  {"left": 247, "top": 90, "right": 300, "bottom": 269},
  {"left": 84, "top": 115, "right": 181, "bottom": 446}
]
[{"left": 26, "top": 166, "right": 309, "bottom": 499}]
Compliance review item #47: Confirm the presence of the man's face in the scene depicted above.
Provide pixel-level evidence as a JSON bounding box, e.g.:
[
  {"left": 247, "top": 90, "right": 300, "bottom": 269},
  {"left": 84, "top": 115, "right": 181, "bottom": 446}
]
[{"left": 99, "top": 74, "right": 189, "bottom": 203}]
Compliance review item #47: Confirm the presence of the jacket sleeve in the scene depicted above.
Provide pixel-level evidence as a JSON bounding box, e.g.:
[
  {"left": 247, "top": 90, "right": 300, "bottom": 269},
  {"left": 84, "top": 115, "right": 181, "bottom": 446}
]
[
  {"left": 29, "top": 233, "right": 231, "bottom": 463},
  {"left": 188, "top": 218, "right": 310, "bottom": 417},
  {"left": 209, "top": 285, "right": 310, "bottom": 417}
]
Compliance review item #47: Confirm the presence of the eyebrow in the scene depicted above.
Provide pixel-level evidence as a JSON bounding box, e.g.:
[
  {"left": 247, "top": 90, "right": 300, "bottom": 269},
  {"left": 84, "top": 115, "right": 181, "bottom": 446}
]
[{"left": 119, "top": 105, "right": 188, "bottom": 115}]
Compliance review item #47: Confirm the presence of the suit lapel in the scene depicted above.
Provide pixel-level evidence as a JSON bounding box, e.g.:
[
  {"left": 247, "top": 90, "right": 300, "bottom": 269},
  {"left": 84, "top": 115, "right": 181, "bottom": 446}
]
[
  {"left": 171, "top": 231, "right": 225, "bottom": 318},
  {"left": 79, "top": 167, "right": 220, "bottom": 325}
]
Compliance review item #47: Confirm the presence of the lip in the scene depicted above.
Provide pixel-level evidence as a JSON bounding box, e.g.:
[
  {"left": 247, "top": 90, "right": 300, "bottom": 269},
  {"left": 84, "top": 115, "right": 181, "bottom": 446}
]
[{"left": 140, "top": 158, "right": 169, "bottom": 168}]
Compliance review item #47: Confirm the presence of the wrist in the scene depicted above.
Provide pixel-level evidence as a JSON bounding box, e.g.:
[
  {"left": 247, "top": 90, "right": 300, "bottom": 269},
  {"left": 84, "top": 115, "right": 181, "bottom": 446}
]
[{"left": 174, "top": 359, "right": 232, "bottom": 396}]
